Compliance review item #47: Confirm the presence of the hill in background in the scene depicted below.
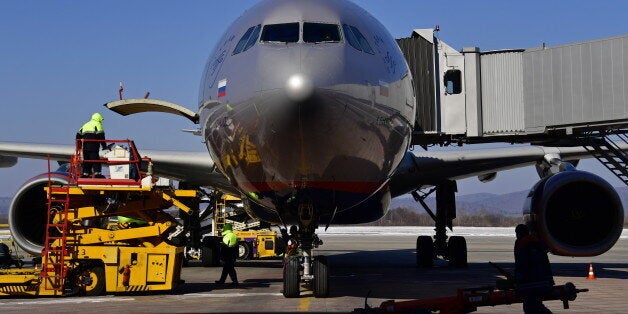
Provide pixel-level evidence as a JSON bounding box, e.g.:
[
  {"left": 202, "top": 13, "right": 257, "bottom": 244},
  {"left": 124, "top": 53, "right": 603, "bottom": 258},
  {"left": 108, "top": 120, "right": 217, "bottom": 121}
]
[
  {"left": 0, "top": 197, "right": 10, "bottom": 223},
  {"left": 390, "top": 187, "right": 628, "bottom": 217}
]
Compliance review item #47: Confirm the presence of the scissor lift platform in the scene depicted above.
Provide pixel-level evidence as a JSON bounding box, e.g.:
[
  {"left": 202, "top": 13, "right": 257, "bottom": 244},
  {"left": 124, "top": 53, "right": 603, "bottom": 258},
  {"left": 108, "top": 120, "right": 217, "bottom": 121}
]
[{"left": 0, "top": 139, "right": 196, "bottom": 297}]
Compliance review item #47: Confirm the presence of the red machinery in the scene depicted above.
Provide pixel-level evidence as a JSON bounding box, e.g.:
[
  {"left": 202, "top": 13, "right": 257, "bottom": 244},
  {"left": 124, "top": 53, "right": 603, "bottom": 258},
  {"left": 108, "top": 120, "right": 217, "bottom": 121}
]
[
  {"left": 353, "top": 263, "right": 588, "bottom": 314},
  {"left": 363, "top": 282, "right": 586, "bottom": 314}
]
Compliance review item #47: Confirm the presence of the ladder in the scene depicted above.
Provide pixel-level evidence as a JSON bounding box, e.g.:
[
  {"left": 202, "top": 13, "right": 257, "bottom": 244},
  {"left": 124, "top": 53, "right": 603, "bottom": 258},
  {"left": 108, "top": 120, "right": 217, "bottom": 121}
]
[
  {"left": 41, "top": 162, "right": 73, "bottom": 292},
  {"left": 579, "top": 130, "right": 628, "bottom": 186},
  {"left": 212, "top": 198, "right": 227, "bottom": 236}
]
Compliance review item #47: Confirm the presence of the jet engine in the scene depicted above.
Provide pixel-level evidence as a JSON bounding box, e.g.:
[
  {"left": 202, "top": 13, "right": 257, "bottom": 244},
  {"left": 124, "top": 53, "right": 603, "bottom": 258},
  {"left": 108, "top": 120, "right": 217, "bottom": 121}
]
[
  {"left": 523, "top": 169, "right": 624, "bottom": 257},
  {"left": 8, "top": 172, "right": 71, "bottom": 255}
]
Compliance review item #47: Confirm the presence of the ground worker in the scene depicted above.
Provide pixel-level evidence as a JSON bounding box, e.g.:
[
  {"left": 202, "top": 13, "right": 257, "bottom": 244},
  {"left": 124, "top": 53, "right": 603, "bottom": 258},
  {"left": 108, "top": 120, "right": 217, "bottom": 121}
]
[
  {"left": 215, "top": 223, "right": 239, "bottom": 286},
  {"left": 514, "top": 224, "right": 555, "bottom": 314},
  {"left": 76, "top": 113, "right": 107, "bottom": 178}
]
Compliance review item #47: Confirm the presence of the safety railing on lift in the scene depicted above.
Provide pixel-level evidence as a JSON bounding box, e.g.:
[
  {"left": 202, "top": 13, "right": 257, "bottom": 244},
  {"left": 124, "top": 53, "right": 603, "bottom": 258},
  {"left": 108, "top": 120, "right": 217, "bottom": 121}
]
[{"left": 72, "top": 139, "right": 152, "bottom": 187}]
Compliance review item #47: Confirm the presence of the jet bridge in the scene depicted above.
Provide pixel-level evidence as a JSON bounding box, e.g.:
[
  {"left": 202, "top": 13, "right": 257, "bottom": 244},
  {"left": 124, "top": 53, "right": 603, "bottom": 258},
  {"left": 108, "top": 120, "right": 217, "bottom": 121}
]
[{"left": 398, "top": 30, "right": 628, "bottom": 144}]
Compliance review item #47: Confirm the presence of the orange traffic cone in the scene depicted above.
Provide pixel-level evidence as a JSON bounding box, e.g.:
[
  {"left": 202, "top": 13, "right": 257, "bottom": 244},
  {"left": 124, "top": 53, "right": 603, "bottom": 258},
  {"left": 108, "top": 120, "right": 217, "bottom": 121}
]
[{"left": 586, "top": 263, "right": 597, "bottom": 280}]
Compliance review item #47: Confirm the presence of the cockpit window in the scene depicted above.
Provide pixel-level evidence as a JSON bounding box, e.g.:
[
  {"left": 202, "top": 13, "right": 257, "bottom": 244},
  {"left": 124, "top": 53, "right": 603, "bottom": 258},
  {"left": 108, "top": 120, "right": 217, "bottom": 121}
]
[
  {"left": 349, "top": 25, "right": 374, "bottom": 54},
  {"left": 261, "top": 23, "right": 299, "bottom": 43},
  {"left": 303, "top": 23, "right": 341, "bottom": 43},
  {"left": 243, "top": 25, "right": 261, "bottom": 51},
  {"left": 342, "top": 24, "right": 361, "bottom": 51},
  {"left": 233, "top": 26, "right": 256, "bottom": 55}
]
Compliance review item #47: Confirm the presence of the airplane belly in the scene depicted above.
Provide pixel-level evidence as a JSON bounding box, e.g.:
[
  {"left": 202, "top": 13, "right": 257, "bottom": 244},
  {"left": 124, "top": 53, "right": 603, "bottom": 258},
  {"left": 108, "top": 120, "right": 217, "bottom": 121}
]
[{"left": 203, "top": 87, "right": 411, "bottom": 218}]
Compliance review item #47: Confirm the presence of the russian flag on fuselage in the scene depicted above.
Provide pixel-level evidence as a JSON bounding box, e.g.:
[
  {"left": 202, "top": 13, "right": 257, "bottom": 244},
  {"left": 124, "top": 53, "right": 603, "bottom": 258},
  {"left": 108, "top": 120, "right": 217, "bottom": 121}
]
[{"left": 217, "top": 79, "right": 227, "bottom": 98}]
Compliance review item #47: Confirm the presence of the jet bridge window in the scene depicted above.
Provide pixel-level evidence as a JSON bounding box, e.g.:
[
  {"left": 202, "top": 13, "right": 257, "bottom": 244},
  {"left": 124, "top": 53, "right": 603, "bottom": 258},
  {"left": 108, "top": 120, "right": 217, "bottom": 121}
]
[
  {"left": 303, "top": 23, "right": 341, "bottom": 43},
  {"left": 444, "top": 69, "right": 462, "bottom": 94},
  {"left": 233, "top": 25, "right": 261, "bottom": 55},
  {"left": 261, "top": 23, "right": 299, "bottom": 43},
  {"left": 343, "top": 24, "right": 374, "bottom": 54}
]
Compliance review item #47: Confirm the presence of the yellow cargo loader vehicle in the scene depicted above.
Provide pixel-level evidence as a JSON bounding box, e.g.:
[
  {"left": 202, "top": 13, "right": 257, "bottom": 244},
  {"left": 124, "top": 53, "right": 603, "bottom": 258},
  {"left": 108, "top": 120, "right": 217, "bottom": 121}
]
[
  {"left": 233, "top": 229, "right": 282, "bottom": 260},
  {"left": 0, "top": 139, "right": 196, "bottom": 297},
  {"left": 182, "top": 195, "right": 284, "bottom": 265}
]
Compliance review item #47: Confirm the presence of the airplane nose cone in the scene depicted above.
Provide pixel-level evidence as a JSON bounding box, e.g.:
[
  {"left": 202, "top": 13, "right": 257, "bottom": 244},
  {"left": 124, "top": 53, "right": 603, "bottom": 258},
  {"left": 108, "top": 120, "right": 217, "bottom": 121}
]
[{"left": 285, "top": 74, "right": 313, "bottom": 101}]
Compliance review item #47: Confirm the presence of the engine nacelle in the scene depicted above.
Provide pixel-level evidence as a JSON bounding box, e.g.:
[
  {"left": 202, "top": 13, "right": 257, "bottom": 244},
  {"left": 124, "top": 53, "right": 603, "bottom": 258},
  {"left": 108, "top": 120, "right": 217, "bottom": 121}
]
[
  {"left": 9, "top": 172, "right": 71, "bottom": 255},
  {"left": 524, "top": 170, "right": 624, "bottom": 257}
]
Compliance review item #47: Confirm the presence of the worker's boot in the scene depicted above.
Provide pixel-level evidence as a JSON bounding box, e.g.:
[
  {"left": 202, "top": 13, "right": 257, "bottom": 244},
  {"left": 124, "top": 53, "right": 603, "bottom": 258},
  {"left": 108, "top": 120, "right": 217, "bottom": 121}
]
[{"left": 94, "top": 172, "right": 105, "bottom": 179}]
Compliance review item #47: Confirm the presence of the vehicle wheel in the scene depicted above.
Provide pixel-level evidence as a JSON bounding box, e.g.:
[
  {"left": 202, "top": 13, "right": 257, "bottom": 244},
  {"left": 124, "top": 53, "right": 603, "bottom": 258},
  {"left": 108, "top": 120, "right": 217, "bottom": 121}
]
[
  {"left": 313, "top": 256, "right": 329, "bottom": 298},
  {"left": 448, "top": 236, "right": 467, "bottom": 268},
  {"left": 84, "top": 266, "right": 106, "bottom": 296},
  {"left": 283, "top": 256, "right": 300, "bottom": 298},
  {"left": 416, "top": 236, "right": 434, "bottom": 268},
  {"left": 237, "top": 241, "right": 252, "bottom": 260}
]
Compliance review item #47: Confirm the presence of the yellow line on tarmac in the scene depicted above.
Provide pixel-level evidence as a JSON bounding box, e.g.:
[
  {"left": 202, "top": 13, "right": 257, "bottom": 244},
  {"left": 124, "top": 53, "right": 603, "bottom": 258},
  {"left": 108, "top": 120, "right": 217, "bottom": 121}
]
[{"left": 298, "top": 297, "right": 311, "bottom": 311}]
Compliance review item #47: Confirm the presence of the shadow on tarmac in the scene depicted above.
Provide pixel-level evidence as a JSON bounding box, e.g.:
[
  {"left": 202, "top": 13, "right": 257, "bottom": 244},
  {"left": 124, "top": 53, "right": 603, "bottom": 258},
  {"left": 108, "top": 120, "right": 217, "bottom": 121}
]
[{"left": 323, "top": 249, "right": 628, "bottom": 299}]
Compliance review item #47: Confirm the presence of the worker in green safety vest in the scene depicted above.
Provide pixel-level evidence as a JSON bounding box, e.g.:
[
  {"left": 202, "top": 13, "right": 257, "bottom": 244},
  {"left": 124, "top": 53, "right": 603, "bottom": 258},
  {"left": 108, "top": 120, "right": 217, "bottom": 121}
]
[
  {"left": 215, "top": 223, "right": 239, "bottom": 286},
  {"left": 76, "top": 113, "right": 107, "bottom": 178}
]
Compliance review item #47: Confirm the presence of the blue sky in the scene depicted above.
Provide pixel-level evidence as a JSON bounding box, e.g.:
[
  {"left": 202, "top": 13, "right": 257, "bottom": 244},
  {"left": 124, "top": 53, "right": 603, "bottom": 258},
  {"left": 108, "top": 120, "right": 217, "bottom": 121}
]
[{"left": 1, "top": 0, "right": 627, "bottom": 197}]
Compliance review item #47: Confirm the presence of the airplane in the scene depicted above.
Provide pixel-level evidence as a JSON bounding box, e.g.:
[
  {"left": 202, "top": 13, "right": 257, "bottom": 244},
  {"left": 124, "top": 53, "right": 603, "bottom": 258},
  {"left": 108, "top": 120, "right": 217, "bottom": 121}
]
[{"left": 0, "top": 0, "right": 625, "bottom": 298}]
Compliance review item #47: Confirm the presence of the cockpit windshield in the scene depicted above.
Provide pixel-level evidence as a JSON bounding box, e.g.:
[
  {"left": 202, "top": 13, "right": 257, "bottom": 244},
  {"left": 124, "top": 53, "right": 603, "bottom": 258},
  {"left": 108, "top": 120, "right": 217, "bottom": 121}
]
[
  {"left": 261, "top": 23, "right": 299, "bottom": 43},
  {"left": 303, "top": 23, "right": 341, "bottom": 43}
]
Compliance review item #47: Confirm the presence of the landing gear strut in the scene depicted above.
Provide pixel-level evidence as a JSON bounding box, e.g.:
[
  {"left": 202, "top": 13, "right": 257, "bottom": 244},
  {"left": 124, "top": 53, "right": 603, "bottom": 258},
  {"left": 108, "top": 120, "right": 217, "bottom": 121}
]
[
  {"left": 282, "top": 201, "right": 329, "bottom": 298},
  {"left": 412, "top": 180, "right": 467, "bottom": 268}
]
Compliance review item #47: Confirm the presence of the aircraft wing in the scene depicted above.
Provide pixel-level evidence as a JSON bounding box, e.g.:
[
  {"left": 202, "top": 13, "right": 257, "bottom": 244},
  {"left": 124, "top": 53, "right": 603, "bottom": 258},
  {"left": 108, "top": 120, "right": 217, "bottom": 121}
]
[
  {"left": 389, "top": 144, "right": 624, "bottom": 197},
  {"left": 0, "top": 141, "right": 235, "bottom": 193}
]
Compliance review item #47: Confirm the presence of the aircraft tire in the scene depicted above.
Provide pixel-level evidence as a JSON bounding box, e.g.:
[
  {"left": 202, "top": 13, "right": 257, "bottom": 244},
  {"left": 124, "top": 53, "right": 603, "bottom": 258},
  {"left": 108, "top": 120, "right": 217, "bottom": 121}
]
[
  {"left": 313, "top": 256, "right": 329, "bottom": 298},
  {"left": 448, "top": 236, "right": 468, "bottom": 268},
  {"left": 283, "top": 256, "right": 300, "bottom": 298},
  {"left": 416, "top": 235, "right": 434, "bottom": 268}
]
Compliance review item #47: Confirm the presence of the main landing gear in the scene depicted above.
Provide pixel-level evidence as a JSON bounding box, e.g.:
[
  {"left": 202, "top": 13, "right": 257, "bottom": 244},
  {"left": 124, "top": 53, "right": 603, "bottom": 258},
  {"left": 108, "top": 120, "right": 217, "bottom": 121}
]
[
  {"left": 282, "top": 202, "right": 329, "bottom": 298},
  {"left": 412, "top": 180, "right": 468, "bottom": 268}
]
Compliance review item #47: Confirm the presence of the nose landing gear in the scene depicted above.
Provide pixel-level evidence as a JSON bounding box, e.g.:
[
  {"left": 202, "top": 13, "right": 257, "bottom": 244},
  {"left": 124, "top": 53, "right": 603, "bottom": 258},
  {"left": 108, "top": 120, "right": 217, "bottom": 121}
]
[{"left": 282, "top": 201, "right": 329, "bottom": 298}]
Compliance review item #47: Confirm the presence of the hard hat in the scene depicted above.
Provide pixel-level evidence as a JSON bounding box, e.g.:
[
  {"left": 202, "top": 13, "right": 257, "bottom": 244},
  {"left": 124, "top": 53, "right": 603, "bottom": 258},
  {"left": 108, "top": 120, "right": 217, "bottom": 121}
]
[
  {"left": 223, "top": 223, "right": 232, "bottom": 231},
  {"left": 91, "top": 112, "right": 104, "bottom": 122}
]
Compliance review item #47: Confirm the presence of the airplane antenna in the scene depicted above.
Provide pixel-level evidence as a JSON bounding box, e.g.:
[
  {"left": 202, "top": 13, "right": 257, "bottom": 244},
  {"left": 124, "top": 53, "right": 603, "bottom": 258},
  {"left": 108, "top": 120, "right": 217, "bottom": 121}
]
[
  {"left": 118, "top": 81, "right": 124, "bottom": 100},
  {"left": 144, "top": 92, "right": 151, "bottom": 99}
]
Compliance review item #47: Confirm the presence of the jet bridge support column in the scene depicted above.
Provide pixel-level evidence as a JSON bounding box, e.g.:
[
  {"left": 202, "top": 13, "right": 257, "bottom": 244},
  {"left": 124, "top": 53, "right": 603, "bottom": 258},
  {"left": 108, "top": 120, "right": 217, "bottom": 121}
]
[{"left": 434, "top": 181, "right": 457, "bottom": 257}]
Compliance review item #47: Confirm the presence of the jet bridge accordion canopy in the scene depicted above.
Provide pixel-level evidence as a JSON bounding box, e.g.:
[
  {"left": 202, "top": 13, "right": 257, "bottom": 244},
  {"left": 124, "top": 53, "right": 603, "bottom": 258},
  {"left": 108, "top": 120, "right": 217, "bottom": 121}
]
[{"left": 398, "top": 31, "right": 628, "bottom": 141}]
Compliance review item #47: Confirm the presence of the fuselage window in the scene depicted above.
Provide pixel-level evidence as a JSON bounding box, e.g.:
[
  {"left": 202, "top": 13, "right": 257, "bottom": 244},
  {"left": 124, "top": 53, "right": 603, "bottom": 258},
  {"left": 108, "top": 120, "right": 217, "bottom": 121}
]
[
  {"left": 233, "top": 26, "right": 256, "bottom": 55},
  {"left": 261, "top": 23, "right": 299, "bottom": 43},
  {"left": 349, "top": 26, "right": 374, "bottom": 54},
  {"left": 303, "top": 23, "right": 340, "bottom": 43},
  {"left": 243, "top": 25, "right": 261, "bottom": 51},
  {"left": 342, "top": 24, "right": 362, "bottom": 51}
]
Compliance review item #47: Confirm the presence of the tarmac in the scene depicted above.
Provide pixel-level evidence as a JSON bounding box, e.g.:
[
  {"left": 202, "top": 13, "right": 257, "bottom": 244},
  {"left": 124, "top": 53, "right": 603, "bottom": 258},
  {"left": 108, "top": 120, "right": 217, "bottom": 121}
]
[{"left": 0, "top": 226, "right": 626, "bottom": 313}]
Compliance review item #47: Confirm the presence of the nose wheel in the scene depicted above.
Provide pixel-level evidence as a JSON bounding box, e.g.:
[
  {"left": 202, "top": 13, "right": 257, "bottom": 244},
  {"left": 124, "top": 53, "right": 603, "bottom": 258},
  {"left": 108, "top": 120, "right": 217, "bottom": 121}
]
[
  {"left": 283, "top": 256, "right": 301, "bottom": 298},
  {"left": 282, "top": 246, "right": 330, "bottom": 298},
  {"left": 282, "top": 202, "right": 329, "bottom": 298}
]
